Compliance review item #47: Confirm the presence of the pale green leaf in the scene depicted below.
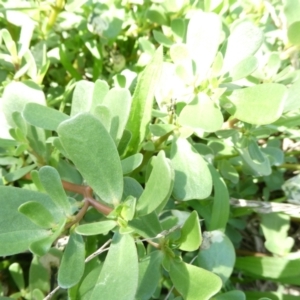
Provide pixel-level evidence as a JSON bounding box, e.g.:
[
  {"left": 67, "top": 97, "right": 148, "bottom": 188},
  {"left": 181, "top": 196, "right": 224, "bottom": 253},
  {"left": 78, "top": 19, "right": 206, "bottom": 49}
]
[
  {"left": 1, "top": 80, "right": 46, "bottom": 127},
  {"left": 170, "top": 260, "right": 222, "bottom": 300},
  {"left": 58, "top": 113, "right": 123, "bottom": 205},
  {"left": 136, "top": 151, "right": 174, "bottom": 216},
  {"left": 18, "top": 201, "right": 56, "bottom": 229},
  {"left": 39, "top": 166, "right": 71, "bottom": 215},
  {"left": 101, "top": 88, "right": 132, "bottom": 144},
  {"left": 121, "top": 153, "right": 143, "bottom": 175},
  {"left": 70, "top": 80, "right": 95, "bottom": 116},
  {"left": 23, "top": 103, "right": 69, "bottom": 130},
  {"left": 58, "top": 233, "right": 85, "bottom": 288},
  {"left": 198, "top": 234, "right": 235, "bottom": 283},
  {"left": 171, "top": 138, "right": 212, "bottom": 200},
  {"left": 177, "top": 211, "right": 202, "bottom": 251},
  {"left": 179, "top": 93, "right": 223, "bottom": 132},
  {"left": 260, "top": 213, "right": 294, "bottom": 256},
  {"left": 223, "top": 83, "right": 287, "bottom": 125},
  {"left": 126, "top": 46, "right": 163, "bottom": 155},
  {"left": 92, "top": 79, "right": 109, "bottom": 110},
  {"left": 0, "top": 187, "right": 62, "bottom": 256},
  {"left": 89, "top": 232, "right": 138, "bottom": 300},
  {"left": 222, "top": 20, "right": 263, "bottom": 74},
  {"left": 9, "top": 263, "right": 24, "bottom": 291},
  {"left": 75, "top": 220, "right": 117, "bottom": 236},
  {"left": 186, "top": 11, "right": 222, "bottom": 81}
]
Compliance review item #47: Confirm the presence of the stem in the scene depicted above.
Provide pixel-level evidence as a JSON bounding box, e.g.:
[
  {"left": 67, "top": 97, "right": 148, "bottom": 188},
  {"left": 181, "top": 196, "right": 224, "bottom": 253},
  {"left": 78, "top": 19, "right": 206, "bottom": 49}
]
[
  {"left": 46, "top": 0, "right": 65, "bottom": 32},
  {"left": 278, "top": 163, "right": 300, "bottom": 171},
  {"left": 86, "top": 197, "right": 112, "bottom": 215},
  {"left": 23, "top": 173, "right": 113, "bottom": 216}
]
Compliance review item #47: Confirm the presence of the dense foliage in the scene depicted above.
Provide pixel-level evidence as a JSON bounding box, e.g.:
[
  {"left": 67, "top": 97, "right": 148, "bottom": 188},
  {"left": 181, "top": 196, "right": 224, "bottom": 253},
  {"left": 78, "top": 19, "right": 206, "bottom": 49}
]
[{"left": 1, "top": 0, "right": 300, "bottom": 299}]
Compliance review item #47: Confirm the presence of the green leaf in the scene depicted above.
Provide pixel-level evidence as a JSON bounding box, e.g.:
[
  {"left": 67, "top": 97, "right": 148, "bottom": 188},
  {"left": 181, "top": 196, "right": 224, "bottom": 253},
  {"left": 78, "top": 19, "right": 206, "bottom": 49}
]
[
  {"left": 208, "top": 165, "right": 230, "bottom": 231},
  {"left": 9, "top": 263, "right": 24, "bottom": 291},
  {"left": 58, "top": 113, "right": 123, "bottom": 205},
  {"left": 92, "top": 79, "right": 109, "bottom": 109},
  {"left": 121, "top": 153, "right": 143, "bottom": 175},
  {"left": 214, "top": 290, "right": 246, "bottom": 300},
  {"left": 89, "top": 232, "right": 138, "bottom": 300},
  {"left": 18, "top": 201, "right": 56, "bottom": 229},
  {"left": 129, "top": 212, "right": 163, "bottom": 238},
  {"left": 4, "top": 164, "right": 36, "bottom": 182},
  {"left": 223, "top": 83, "right": 287, "bottom": 125},
  {"left": 39, "top": 166, "right": 71, "bottom": 215},
  {"left": 101, "top": 88, "right": 132, "bottom": 144},
  {"left": 135, "top": 251, "right": 163, "bottom": 300},
  {"left": 1, "top": 80, "right": 46, "bottom": 127},
  {"left": 136, "top": 151, "right": 174, "bottom": 216},
  {"left": 58, "top": 233, "right": 85, "bottom": 288},
  {"left": 120, "top": 195, "right": 136, "bottom": 221},
  {"left": 93, "top": 105, "right": 112, "bottom": 132},
  {"left": 75, "top": 220, "right": 117, "bottom": 236},
  {"left": 126, "top": 46, "right": 163, "bottom": 155},
  {"left": 224, "top": 56, "right": 258, "bottom": 82},
  {"left": 171, "top": 18, "right": 186, "bottom": 41},
  {"left": 179, "top": 93, "right": 223, "bottom": 133},
  {"left": 186, "top": 11, "right": 222, "bottom": 81},
  {"left": 23, "top": 103, "right": 69, "bottom": 130},
  {"left": 218, "top": 160, "right": 239, "bottom": 184},
  {"left": 222, "top": 20, "right": 263, "bottom": 74},
  {"left": 171, "top": 138, "right": 212, "bottom": 200},
  {"left": 153, "top": 30, "right": 173, "bottom": 47},
  {"left": 170, "top": 260, "right": 222, "bottom": 300},
  {"left": 198, "top": 233, "right": 235, "bottom": 283},
  {"left": 29, "top": 219, "right": 66, "bottom": 256},
  {"left": 260, "top": 213, "right": 294, "bottom": 256},
  {"left": 284, "top": 78, "right": 300, "bottom": 112},
  {"left": 70, "top": 80, "right": 95, "bottom": 116},
  {"left": 238, "top": 148, "right": 271, "bottom": 176},
  {"left": 176, "top": 211, "right": 202, "bottom": 251},
  {"left": 235, "top": 256, "right": 300, "bottom": 281},
  {"left": 149, "top": 124, "right": 176, "bottom": 137},
  {"left": 0, "top": 187, "right": 62, "bottom": 256}
]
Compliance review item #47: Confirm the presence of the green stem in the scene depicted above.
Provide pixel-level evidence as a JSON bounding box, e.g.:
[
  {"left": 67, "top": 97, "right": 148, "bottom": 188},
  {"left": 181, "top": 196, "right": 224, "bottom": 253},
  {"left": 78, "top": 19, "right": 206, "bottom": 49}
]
[
  {"left": 46, "top": 0, "right": 65, "bottom": 32},
  {"left": 278, "top": 163, "right": 300, "bottom": 171}
]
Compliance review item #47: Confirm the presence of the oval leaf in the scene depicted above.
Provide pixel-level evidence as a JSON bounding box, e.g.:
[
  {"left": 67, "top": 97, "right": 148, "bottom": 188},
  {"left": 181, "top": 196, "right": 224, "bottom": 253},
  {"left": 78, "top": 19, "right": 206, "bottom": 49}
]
[
  {"left": 222, "top": 20, "right": 263, "bottom": 74},
  {"left": 39, "top": 166, "right": 71, "bottom": 215},
  {"left": 121, "top": 153, "right": 143, "bottom": 175},
  {"left": 186, "top": 11, "right": 222, "bottom": 81},
  {"left": 179, "top": 93, "right": 223, "bottom": 132},
  {"left": 89, "top": 232, "right": 138, "bottom": 300},
  {"left": 170, "top": 260, "right": 222, "bottom": 300},
  {"left": 57, "top": 113, "right": 123, "bottom": 205},
  {"left": 224, "top": 83, "right": 287, "bottom": 125},
  {"left": 136, "top": 151, "right": 174, "bottom": 216},
  {"left": 171, "top": 138, "right": 212, "bottom": 200},
  {"left": 18, "top": 201, "right": 56, "bottom": 229},
  {"left": 23, "top": 103, "right": 69, "bottom": 131},
  {"left": 58, "top": 233, "right": 85, "bottom": 288},
  {"left": 75, "top": 220, "right": 117, "bottom": 236},
  {"left": 177, "top": 211, "right": 202, "bottom": 251}
]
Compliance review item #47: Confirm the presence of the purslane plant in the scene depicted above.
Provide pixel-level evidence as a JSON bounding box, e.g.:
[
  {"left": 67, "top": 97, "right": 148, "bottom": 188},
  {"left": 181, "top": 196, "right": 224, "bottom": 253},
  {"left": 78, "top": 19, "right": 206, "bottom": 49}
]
[{"left": 1, "top": 1, "right": 300, "bottom": 300}]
